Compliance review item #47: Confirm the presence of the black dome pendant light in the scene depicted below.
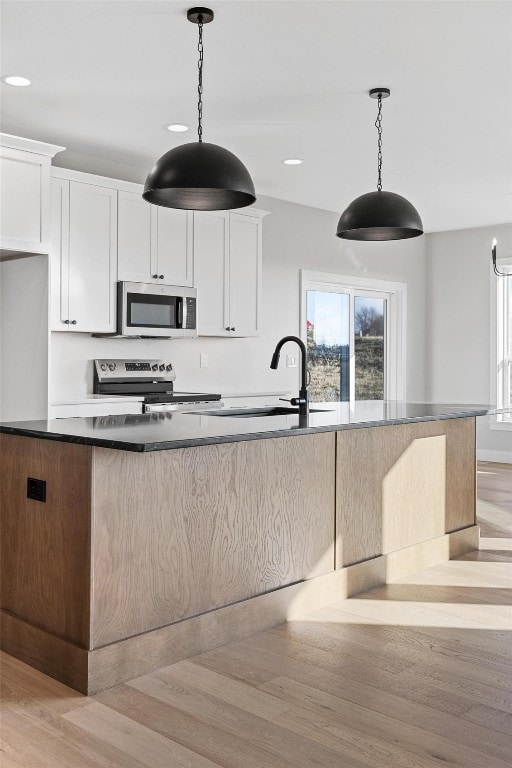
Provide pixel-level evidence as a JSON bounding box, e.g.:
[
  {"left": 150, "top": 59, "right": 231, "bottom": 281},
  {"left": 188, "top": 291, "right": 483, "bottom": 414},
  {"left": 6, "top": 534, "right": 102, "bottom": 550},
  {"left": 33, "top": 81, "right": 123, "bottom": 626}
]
[
  {"left": 143, "top": 7, "right": 256, "bottom": 211},
  {"left": 336, "top": 88, "right": 423, "bottom": 241}
]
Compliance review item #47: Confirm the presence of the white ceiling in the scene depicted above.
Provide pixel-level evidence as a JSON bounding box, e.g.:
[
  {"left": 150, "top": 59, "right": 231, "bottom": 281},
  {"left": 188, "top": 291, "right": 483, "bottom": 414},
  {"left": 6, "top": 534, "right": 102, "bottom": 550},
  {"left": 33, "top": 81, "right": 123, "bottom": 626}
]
[{"left": 1, "top": 0, "right": 511, "bottom": 232}]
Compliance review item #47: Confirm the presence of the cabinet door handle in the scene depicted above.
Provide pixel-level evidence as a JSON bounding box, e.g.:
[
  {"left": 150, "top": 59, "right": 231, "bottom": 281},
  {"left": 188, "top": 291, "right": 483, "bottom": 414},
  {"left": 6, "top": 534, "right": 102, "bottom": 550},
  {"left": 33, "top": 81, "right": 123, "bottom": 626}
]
[
  {"left": 159, "top": 274, "right": 165, "bottom": 280},
  {"left": 63, "top": 319, "right": 70, "bottom": 324},
  {"left": 71, "top": 320, "right": 77, "bottom": 325},
  {"left": 152, "top": 274, "right": 158, "bottom": 279},
  {"left": 231, "top": 327, "right": 236, "bottom": 332},
  {"left": 225, "top": 327, "right": 231, "bottom": 331}
]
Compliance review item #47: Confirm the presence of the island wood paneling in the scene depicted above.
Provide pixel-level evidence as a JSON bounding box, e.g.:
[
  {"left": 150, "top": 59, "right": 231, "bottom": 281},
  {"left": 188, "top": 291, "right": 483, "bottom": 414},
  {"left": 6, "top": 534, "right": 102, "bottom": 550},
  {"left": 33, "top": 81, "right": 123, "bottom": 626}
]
[
  {"left": 0, "top": 610, "right": 89, "bottom": 693},
  {"left": 1, "top": 523, "right": 478, "bottom": 694},
  {"left": 336, "top": 418, "right": 476, "bottom": 567},
  {"left": 91, "top": 432, "right": 335, "bottom": 647},
  {"left": 0, "top": 434, "right": 92, "bottom": 647}
]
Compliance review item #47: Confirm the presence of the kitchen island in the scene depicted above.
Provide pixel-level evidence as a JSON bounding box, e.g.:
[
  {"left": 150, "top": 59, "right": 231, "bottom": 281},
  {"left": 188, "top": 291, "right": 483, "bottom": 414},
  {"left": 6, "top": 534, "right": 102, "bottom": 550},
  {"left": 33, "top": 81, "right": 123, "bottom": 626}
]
[{"left": 0, "top": 402, "right": 487, "bottom": 693}]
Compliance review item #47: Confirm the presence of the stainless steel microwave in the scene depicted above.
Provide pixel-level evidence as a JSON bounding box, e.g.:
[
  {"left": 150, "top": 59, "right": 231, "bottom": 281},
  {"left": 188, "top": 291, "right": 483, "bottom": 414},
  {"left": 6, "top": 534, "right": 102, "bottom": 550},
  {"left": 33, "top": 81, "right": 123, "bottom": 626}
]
[{"left": 107, "top": 281, "right": 198, "bottom": 338}]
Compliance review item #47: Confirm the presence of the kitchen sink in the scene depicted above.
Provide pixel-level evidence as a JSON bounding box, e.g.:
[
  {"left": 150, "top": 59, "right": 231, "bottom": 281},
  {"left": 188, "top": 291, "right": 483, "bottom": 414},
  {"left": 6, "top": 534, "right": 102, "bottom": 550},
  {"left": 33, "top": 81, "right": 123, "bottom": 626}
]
[{"left": 187, "top": 406, "right": 333, "bottom": 418}]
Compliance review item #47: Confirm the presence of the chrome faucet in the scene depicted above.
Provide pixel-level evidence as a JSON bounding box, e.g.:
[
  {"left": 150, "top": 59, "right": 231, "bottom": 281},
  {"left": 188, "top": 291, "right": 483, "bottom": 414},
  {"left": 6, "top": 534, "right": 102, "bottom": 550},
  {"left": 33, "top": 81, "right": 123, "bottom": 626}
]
[{"left": 270, "top": 335, "right": 309, "bottom": 417}]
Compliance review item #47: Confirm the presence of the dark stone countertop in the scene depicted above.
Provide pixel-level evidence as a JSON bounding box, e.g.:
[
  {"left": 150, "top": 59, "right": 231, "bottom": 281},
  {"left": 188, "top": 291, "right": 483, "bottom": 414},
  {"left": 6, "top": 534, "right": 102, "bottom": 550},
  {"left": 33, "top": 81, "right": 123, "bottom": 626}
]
[{"left": 0, "top": 402, "right": 489, "bottom": 453}]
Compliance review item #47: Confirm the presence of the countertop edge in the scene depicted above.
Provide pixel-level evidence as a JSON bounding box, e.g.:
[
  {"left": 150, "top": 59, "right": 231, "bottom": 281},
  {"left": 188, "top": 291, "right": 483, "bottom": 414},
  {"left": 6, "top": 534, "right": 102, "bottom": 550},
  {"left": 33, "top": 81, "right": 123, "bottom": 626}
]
[{"left": 0, "top": 409, "right": 489, "bottom": 453}]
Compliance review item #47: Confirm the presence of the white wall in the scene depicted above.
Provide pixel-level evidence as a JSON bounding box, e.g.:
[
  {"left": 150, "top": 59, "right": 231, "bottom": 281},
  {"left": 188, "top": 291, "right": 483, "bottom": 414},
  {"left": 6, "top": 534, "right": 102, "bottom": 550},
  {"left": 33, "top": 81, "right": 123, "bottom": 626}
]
[
  {"left": 49, "top": 170, "right": 428, "bottom": 404},
  {"left": 0, "top": 254, "right": 49, "bottom": 421},
  {"left": 426, "top": 223, "right": 512, "bottom": 462}
]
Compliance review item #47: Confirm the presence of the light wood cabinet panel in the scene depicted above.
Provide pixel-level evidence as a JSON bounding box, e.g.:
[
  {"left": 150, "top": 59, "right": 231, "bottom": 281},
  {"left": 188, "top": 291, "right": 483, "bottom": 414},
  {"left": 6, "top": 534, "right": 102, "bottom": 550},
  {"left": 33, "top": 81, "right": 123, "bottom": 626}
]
[
  {"left": 336, "top": 418, "right": 476, "bottom": 567},
  {"left": 0, "top": 418, "right": 480, "bottom": 693},
  {"left": 91, "top": 433, "right": 335, "bottom": 646},
  {"left": 0, "top": 434, "right": 92, "bottom": 647}
]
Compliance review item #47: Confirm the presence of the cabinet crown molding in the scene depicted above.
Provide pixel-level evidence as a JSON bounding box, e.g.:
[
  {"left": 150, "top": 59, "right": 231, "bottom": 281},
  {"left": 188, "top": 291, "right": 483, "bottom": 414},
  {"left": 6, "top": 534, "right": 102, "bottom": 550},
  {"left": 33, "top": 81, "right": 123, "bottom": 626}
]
[
  {"left": 52, "top": 167, "right": 270, "bottom": 219},
  {"left": 51, "top": 166, "right": 142, "bottom": 193},
  {"left": 0, "top": 133, "right": 65, "bottom": 158}
]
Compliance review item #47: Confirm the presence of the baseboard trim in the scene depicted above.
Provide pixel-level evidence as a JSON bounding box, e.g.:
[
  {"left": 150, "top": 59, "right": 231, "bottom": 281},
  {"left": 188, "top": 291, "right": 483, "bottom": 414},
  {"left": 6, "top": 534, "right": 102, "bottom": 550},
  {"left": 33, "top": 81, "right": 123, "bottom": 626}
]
[
  {"left": 1, "top": 525, "right": 479, "bottom": 695},
  {"left": 0, "top": 611, "right": 89, "bottom": 693},
  {"left": 477, "top": 449, "right": 512, "bottom": 464}
]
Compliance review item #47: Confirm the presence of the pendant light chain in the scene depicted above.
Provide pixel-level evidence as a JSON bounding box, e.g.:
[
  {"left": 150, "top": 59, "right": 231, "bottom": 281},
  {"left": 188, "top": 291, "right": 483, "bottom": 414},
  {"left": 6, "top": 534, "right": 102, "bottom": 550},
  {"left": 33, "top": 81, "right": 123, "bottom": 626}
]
[
  {"left": 375, "top": 94, "right": 383, "bottom": 191},
  {"left": 197, "top": 17, "right": 204, "bottom": 142},
  {"left": 143, "top": 7, "right": 255, "bottom": 211}
]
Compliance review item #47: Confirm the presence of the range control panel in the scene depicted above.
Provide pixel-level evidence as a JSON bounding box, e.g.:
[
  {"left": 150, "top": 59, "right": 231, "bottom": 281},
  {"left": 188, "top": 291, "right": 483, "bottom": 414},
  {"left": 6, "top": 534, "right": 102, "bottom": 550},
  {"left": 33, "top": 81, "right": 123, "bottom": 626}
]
[{"left": 94, "top": 359, "right": 176, "bottom": 382}]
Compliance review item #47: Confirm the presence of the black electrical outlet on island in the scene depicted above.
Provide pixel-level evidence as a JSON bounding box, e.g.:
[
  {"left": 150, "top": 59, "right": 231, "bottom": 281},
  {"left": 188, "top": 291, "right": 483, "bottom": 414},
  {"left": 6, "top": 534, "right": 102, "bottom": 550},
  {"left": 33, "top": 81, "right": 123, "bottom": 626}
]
[{"left": 27, "top": 477, "right": 46, "bottom": 503}]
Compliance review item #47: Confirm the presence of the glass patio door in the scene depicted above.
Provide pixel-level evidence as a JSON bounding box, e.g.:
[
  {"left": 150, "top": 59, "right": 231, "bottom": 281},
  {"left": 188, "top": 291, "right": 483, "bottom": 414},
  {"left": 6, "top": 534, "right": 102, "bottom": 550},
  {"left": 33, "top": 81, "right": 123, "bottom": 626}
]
[{"left": 305, "top": 284, "right": 391, "bottom": 404}]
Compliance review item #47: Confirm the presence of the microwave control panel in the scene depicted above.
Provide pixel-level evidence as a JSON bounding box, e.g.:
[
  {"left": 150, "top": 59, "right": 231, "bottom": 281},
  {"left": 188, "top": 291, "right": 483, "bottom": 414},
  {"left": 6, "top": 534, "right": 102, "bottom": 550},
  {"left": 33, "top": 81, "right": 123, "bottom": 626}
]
[{"left": 185, "top": 297, "right": 197, "bottom": 329}]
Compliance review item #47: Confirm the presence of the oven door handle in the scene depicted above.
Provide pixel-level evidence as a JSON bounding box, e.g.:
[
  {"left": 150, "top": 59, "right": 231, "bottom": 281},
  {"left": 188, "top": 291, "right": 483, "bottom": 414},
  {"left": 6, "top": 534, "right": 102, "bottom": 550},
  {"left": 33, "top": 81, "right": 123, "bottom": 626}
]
[{"left": 176, "top": 297, "right": 184, "bottom": 329}]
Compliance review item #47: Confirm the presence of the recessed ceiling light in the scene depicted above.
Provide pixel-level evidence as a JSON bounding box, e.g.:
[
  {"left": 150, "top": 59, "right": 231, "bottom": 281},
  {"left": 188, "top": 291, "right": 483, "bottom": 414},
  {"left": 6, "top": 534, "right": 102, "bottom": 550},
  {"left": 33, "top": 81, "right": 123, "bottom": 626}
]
[
  {"left": 165, "top": 123, "right": 189, "bottom": 133},
  {"left": 283, "top": 158, "right": 304, "bottom": 166},
  {"left": 1, "top": 75, "right": 31, "bottom": 87}
]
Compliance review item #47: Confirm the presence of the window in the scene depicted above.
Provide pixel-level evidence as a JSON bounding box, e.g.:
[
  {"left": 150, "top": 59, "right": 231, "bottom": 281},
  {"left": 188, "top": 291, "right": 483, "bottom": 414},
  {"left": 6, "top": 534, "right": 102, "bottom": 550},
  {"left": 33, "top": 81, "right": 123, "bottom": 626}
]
[
  {"left": 301, "top": 271, "right": 406, "bottom": 404},
  {"left": 495, "top": 258, "right": 512, "bottom": 428}
]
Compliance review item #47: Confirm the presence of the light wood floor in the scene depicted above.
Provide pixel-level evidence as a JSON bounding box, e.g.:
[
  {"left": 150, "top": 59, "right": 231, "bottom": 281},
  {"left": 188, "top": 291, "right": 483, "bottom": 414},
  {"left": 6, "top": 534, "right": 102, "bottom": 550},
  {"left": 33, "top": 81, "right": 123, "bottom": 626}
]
[{"left": 1, "top": 462, "right": 511, "bottom": 768}]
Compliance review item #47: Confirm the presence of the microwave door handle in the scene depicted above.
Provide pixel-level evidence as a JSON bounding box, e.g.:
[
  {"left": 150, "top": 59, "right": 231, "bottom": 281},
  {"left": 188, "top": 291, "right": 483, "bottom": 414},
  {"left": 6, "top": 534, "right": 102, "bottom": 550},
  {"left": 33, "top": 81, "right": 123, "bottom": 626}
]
[{"left": 177, "top": 297, "right": 184, "bottom": 329}]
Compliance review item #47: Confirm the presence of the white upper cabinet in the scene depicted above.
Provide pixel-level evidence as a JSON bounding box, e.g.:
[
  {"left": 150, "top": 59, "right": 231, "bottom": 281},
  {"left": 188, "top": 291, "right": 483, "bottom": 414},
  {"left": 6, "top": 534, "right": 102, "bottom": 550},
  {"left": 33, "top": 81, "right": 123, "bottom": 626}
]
[
  {"left": 0, "top": 134, "right": 64, "bottom": 257},
  {"left": 49, "top": 165, "right": 264, "bottom": 337},
  {"left": 50, "top": 170, "right": 117, "bottom": 333},
  {"left": 117, "top": 187, "right": 193, "bottom": 287},
  {"left": 152, "top": 207, "right": 193, "bottom": 286},
  {"left": 229, "top": 213, "right": 262, "bottom": 338},
  {"left": 68, "top": 182, "right": 117, "bottom": 333},
  {"left": 50, "top": 177, "right": 70, "bottom": 330},
  {"left": 193, "top": 211, "right": 230, "bottom": 336},
  {"left": 117, "top": 191, "right": 152, "bottom": 283},
  {"left": 194, "top": 209, "right": 267, "bottom": 337}
]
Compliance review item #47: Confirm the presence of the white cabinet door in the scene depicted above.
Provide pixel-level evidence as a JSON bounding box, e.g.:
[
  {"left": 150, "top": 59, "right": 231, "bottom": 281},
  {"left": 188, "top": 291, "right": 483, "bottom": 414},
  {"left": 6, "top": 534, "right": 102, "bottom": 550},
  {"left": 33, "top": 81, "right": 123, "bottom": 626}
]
[
  {"left": 0, "top": 148, "right": 48, "bottom": 254},
  {"left": 152, "top": 208, "right": 193, "bottom": 286},
  {"left": 229, "top": 214, "right": 261, "bottom": 337},
  {"left": 193, "top": 211, "right": 230, "bottom": 336},
  {"left": 50, "top": 177, "right": 70, "bottom": 330},
  {"left": 67, "top": 182, "right": 117, "bottom": 333},
  {"left": 117, "top": 190, "right": 153, "bottom": 283},
  {"left": 1, "top": 136, "right": 63, "bottom": 255},
  {"left": 117, "top": 192, "right": 193, "bottom": 286}
]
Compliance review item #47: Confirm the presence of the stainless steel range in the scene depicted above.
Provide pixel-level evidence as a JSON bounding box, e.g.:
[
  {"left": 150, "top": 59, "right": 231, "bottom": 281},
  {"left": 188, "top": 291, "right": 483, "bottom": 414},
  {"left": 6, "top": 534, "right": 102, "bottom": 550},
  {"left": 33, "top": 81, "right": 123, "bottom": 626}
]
[{"left": 93, "top": 359, "right": 222, "bottom": 413}]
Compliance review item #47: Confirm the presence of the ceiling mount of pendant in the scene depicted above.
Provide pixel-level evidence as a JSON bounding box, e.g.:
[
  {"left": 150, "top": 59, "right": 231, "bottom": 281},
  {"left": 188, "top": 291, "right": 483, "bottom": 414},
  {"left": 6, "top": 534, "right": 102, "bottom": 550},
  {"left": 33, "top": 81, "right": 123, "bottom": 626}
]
[
  {"left": 369, "top": 87, "right": 390, "bottom": 100},
  {"left": 187, "top": 7, "right": 214, "bottom": 24}
]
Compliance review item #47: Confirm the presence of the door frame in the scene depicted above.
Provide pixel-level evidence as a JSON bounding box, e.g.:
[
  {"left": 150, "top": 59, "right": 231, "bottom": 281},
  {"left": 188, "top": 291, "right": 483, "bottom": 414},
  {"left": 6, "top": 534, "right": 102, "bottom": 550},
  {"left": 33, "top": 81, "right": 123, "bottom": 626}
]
[{"left": 300, "top": 270, "right": 407, "bottom": 402}]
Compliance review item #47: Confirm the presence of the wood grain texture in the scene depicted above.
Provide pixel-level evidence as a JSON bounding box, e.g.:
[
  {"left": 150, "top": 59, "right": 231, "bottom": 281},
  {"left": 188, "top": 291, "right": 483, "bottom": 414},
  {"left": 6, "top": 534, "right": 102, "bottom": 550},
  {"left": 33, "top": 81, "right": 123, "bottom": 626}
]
[
  {"left": 88, "top": 567, "right": 347, "bottom": 694},
  {"left": 336, "top": 418, "right": 476, "bottom": 567},
  {"left": 91, "top": 433, "right": 335, "bottom": 646},
  {"left": 477, "top": 462, "right": 512, "bottom": 539},
  {"left": 86, "top": 526, "right": 475, "bottom": 693},
  {"left": 0, "top": 434, "right": 92, "bottom": 646},
  {"left": 1, "top": 463, "right": 507, "bottom": 767},
  {"left": 0, "top": 525, "right": 471, "bottom": 695},
  {"left": 0, "top": 610, "right": 89, "bottom": 693}
]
